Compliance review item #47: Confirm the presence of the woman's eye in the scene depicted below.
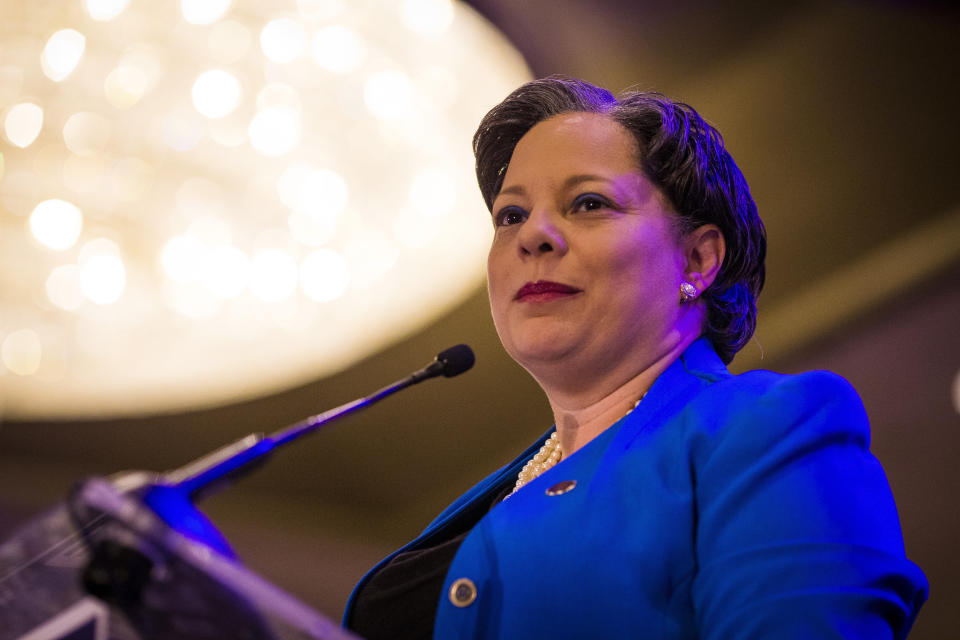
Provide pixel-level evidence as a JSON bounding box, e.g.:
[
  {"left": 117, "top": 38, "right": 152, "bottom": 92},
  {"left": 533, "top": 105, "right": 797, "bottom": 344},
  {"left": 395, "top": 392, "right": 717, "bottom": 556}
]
[
  {"left": 494, "top": 207, "right": 526, "bottom": 226},
  {"left": 572, "top": 194, "right": 609, "bottom": 212}
]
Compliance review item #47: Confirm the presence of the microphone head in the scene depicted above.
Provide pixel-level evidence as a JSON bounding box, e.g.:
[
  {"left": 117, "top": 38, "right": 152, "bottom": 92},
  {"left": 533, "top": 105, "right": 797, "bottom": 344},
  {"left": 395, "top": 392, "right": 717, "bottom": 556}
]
[{"left": 436, "top": 344, "right": 475, "bottom": 378}]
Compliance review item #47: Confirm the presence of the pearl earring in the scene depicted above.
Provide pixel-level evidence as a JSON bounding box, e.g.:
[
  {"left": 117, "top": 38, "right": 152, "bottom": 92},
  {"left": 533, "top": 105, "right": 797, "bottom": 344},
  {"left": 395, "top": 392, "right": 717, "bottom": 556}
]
[{"left": 679, "top": 282, "right": 698, "bottom": 303}]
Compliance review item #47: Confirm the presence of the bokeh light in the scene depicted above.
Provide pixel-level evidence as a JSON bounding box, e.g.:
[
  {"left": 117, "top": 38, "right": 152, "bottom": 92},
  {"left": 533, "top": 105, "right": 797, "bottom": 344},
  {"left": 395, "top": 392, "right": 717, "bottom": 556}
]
[
  {"left": 85, "top": 0, "right": 132, "bottom": 21},
  {"left": 181, "top": 0, "right": 232, "bottom": 25},
  {"left": 4, "top": 103, "right": 44, "bottom": 148},
  {"left": 192, "top": 69, "right": 242, "bottom": 118},
  {"left": 46, "top": 265, "right": 85, "bottom": 311},
  {"left": 80, "top": 254, "right": 127, "bottom": 304},
  {"left": 295, "top": 169, "right": 347, "bottom": 216},
  {"left": 118, "top": 46, "right": 162, "bottom": 92},
  {"left": 30, "top": 199, "right": 84, "bottom": 251},
  {"left": 2, "top": 330, "right": 43, "bottom": 376},
  {"left": 42, "top": 29, "right": 87, "bottom": 82},
  {"left": 104, "top": 65, "right": 148, "bottom": 108},
  {"left": 63, "top": 112, "right": 112, "bottom": 156},
  {"left": 260, "top": 19, "right": 307, "bottom": 63},
  {"left": 78, "top": 239, "right": 126, "bottom": 306},
  {"left": 401, "top": 0, "right": 455, "bottom": 36}
]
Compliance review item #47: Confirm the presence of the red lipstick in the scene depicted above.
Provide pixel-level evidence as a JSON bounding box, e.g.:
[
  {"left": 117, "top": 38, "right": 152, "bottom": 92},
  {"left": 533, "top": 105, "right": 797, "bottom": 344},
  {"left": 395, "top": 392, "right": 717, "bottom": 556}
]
[{"left": 514, "top": 280, "right": 582, "bottom": 302}]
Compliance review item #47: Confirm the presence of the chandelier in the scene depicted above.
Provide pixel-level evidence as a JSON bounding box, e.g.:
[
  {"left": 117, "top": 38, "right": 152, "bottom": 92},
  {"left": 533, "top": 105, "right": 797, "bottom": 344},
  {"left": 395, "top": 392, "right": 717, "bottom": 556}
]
[{"left": 0, "top": 0, "right": 530, "bottom": 418}]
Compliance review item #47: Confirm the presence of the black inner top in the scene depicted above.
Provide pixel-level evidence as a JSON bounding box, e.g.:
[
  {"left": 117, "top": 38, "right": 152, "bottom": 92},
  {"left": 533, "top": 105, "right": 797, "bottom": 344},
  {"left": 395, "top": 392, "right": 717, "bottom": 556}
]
[{"left": 347, "top": 484, "right": 513, "bottom": 639}]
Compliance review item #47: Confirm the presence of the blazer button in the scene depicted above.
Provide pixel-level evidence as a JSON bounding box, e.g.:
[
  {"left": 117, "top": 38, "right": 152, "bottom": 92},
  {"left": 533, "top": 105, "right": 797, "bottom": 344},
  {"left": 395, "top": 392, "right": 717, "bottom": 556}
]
[
  {"left": 545, "top": 479, "right": 577, "bottom": 496},
  {"left": 449, "top": 577, "right": 477, "bottom": 607}
]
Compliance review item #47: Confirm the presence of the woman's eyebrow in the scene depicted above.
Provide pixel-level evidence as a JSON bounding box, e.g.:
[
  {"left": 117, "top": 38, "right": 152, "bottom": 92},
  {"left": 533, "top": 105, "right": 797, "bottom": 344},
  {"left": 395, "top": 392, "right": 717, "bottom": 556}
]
[
  {"left": 496, "top": 174, "right": 609, "bottom": 200},
  {"left": 562, "top": 174, "right": 608, "bottom": 189},
  {"left": 497, "top": 184, "right": 525, "bottom": 198}
]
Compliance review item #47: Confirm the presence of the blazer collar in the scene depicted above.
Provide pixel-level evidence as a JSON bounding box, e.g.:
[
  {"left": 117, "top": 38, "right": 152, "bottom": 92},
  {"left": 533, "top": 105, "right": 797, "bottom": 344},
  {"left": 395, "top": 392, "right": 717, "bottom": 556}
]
[{"left": 506, "top": 337, "right": 733, "bottom": 485}]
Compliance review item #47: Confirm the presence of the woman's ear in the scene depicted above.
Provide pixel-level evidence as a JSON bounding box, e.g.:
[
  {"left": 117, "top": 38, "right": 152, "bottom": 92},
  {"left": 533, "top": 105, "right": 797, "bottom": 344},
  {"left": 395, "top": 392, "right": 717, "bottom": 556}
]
[{"left": 682, "top": 224, "right": 725, "bottom": 291}]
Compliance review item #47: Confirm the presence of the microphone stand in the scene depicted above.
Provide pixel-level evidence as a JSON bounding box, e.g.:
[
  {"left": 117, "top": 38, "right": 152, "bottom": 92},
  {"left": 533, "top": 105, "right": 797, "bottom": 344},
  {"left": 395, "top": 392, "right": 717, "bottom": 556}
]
[
  {"left": 49, "top": 345, "right": 475, "bottom": 639},
  {"left": 161, "top": 343, "right": 474, "bottom": 500}
]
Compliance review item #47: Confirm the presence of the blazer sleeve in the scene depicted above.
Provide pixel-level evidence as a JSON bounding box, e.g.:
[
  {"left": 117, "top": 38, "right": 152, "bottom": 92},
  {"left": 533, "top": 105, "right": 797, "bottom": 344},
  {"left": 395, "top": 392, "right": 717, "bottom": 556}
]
[{"left": 689, "top": 371, "right": 928, "bottom": 640}]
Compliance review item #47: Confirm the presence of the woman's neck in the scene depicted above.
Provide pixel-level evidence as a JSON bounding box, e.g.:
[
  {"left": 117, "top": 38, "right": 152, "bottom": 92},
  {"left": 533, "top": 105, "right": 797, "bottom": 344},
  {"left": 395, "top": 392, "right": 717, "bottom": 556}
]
[{"left": 545, "top": 334, "right": 697, "bottom": 457}]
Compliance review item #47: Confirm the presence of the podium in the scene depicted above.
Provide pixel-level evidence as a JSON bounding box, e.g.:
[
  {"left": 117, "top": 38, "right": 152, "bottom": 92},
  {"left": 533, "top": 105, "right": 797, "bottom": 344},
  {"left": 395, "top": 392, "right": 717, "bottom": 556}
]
[
  {"left": 0, "top": 345, "right": 476, "bottom": 639},
  {"left": 0, "top": 472, "right": 357, "bottom": 640}
]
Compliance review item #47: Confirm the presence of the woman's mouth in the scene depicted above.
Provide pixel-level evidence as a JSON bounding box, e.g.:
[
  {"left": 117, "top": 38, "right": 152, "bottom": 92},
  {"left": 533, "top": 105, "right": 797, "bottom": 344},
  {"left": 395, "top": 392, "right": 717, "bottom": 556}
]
[{"left": 514, "top": 280, "right": 583, "bottom": 302}]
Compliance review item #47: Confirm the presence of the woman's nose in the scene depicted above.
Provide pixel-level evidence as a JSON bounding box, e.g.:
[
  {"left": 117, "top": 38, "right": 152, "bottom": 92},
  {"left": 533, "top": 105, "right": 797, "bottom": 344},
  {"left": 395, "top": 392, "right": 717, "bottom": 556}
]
[{"left": 518, "top": 209, "right": 566, "bottom": 257}]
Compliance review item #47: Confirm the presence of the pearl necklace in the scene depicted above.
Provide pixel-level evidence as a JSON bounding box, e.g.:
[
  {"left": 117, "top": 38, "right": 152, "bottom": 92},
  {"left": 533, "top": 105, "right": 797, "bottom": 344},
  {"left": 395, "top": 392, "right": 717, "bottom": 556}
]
[
  {"left": 507, "top": 431, "right": 563, "bottom": 497},
  {"left": 506, "top": 397, "right": 643, "bottom": 498}
]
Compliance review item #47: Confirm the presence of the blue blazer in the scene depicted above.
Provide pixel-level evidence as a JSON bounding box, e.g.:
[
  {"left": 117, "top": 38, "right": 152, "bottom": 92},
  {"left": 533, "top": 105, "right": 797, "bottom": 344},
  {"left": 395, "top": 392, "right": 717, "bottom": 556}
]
[{"left": 345, "top": 338, "right": 928, "bottom": 639}]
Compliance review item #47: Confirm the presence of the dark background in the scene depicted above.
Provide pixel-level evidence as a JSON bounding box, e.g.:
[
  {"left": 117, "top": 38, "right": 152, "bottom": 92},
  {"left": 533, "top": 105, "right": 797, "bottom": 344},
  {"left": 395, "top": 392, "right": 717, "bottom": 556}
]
[{"left": 1, "top": 1, "right": 958, "bottom": 637}]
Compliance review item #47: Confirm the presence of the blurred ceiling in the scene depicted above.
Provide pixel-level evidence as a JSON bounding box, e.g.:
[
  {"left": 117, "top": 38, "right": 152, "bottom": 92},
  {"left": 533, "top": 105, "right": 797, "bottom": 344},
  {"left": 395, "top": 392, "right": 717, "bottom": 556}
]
[{"left": 1, "top": 0, "right": 958, "bottom": 630}]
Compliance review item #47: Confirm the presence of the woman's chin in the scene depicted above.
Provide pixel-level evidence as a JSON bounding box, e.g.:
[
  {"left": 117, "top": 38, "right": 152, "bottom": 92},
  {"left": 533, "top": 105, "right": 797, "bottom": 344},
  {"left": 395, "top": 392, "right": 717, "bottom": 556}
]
[{"left": 506, "top": 335, "right": 579, "bottom": 371}]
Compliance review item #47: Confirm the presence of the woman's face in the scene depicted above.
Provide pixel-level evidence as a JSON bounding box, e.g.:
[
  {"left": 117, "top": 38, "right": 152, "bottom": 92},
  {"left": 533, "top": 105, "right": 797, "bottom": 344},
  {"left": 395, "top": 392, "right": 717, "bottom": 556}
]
[{"left": 487, "top": 112, "right": 689, "bottom": 379}]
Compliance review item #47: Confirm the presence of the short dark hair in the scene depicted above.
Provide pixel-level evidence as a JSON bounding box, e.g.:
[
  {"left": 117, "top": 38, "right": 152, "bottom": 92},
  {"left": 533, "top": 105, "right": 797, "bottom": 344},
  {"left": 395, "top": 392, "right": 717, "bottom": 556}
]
[{"left": 473, "top": 75, "right": 766, "bottom": 364}]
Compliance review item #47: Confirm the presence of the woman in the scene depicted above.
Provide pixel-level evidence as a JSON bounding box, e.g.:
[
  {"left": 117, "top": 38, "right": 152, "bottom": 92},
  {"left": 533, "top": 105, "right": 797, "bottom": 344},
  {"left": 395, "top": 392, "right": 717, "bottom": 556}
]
[{"left": 344, "top": 76, "right": 928, "bottom": 639}]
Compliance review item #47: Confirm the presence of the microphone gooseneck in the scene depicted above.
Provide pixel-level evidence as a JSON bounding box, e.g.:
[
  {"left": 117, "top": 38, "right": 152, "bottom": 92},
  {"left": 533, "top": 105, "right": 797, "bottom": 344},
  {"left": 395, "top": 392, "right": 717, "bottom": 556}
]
[{"left": 161, "top": 344, "right": 475, "bottom": 499}]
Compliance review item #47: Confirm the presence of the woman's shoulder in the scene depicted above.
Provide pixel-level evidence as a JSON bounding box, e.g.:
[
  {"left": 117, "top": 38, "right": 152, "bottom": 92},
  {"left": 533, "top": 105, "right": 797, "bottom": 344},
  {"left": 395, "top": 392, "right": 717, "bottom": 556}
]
[
  {"left": 683, "top": 364, "right": 871, "bottom": 450},
  {"left": 678, "top": 339, "right": 866, "bottom": 427},
  {"left": 715, "top": 366, "right": 861, "bottom": 406}
]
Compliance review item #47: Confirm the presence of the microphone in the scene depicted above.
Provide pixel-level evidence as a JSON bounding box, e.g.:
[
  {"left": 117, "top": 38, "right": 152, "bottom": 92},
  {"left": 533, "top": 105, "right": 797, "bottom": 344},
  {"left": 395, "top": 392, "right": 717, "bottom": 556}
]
[
  {"left": 411, "top": 344, "right": 476, "bottom": 382},
  {"left": 74, "top": 346, "right": 475, "bottom": 611},
  {"left": 159, "top": 344, "right": 475, "bottom": 499}
]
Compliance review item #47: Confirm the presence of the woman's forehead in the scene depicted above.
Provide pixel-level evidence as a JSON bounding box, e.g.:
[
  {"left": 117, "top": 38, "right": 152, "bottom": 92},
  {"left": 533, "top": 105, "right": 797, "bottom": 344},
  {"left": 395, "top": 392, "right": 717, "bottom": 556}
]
[
  {"left": 507, "top": 113, "right": 639, "bottom": 179},
  {"left": 500, "top": 113, "right": 643, "bottom": 191}
]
